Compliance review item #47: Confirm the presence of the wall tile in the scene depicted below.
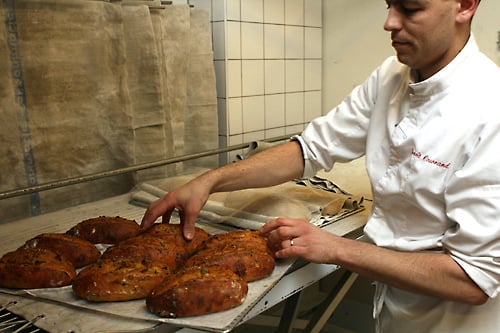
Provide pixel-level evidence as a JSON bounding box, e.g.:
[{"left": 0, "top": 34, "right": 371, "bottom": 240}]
[
  {"left": 228, "top": 134, "right": 243, "bottom": 163},
  {"left": 264, "top": 0, "right": 284, "bottom": 24},
  {"left": 286, "top": 124, "right": 304, "bottom": 135},
  {"left": 227, "top": 97, "right": 243, "bottom": 134},
  {"left": 241, "top": 60, "right": 264, "bottom": 96},
  {"left": 212, "top": 21, "right": 225, "bottom": 60},
  {"left": 228, "top": 134, "right": 243, "bottom": 145},
  {"left": 227, "top": 60, "right": 242, "bottom": 97},
  {"left": 285, "top": 92, "right": 304, "bottom": 125},
  {"left": 285, "top": 59, "right": 304, "bottom": 92},
  {"left": 264, "top": 24, "right": 285, "bottom": 59},
  {"left": 265, "top": 127, "right": 286, "bottom": 139},
  {"left": 241, "top": 0, "right": 263, "bottom": 22},
  {"left": 211, "top": 0, "right": 225, "bottom": 21},
  {"left": 242, "top": 95, "right": 265, "bottom": 132},
  {"left": 227, "top": 21, "right": 241, "bottom": 59},
  {"left": 305, "top": 0, "right": 322, "bottom": 27},
  {"left": 217, "top": 98, "right": 228, "bottom": 135},
  {"left": 285, "top": 26, "right": 304, "bottom": 59},
  {"left": 214, "top": 60, "right": 226, "bottom": 98},
  {"left": 265, "top": 60, "right": 285, "bottom": 94},
  {"left": 305, "top": 27, "right": 322, "bottom": 58},
  {"left": 305, "top": 59, "right": 322, "bottom": 91},
  {"left": 226, "top": 0, "right": 241, "bottom": 21},
  {"left": 243, "top": 130, "right": 265, "bottom": 143},
  {"left": 207, "top": 0, "right": 322, "bottom": 154},
  {"left": 265, "top": 94, "right": 285, "bottom": 128},
  {"left": 241, "top": 22, "right": 264, "bottom": 59},
  {"left": 305, "top": 91, "right": 322, "bottom": 121},
  {"left": 285, "top": 0, "right": 304, "bottom": 26},
  {"left": 218, "top": 134, "right": 228, "bottom": 165}
]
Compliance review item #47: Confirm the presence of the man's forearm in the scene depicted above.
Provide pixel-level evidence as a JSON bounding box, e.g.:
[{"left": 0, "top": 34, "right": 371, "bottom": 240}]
[
  {"left": 197, "top": 140, "right": 305, "bottom": 194},
  {"left": 333, "top": 237, "right": 488, "bottom": 305}
]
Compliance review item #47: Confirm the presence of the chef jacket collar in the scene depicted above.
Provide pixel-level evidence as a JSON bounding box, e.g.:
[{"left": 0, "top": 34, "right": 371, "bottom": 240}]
[{"left": 408, "top": 34, "right": 478, "bottom": 97}]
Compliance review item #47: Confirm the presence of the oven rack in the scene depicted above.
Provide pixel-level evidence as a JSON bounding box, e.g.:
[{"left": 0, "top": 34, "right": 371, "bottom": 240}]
[{"left": 0, "top": 302, "right": 46, "bottom": 333}]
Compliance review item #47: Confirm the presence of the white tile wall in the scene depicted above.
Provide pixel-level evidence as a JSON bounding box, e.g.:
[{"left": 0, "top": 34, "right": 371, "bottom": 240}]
[
  {"left": 264, "top": 24, "right": 285, "bottom": 58},
  {"left": 264, "top": 0, "right": 284, "bottom": 24},
  {"left": 305, "top": 0, "right": 322, "bottom": 27},
  {"left": 285, "top": 92, "right": 304, "bottom": 125},
  {"left": 305, "top": 59, "right": 322, "bottom": 90},
  {"left": 285, "top": 26, "right": 304, "bottom": 58},
  {"left": 226, "top": 60, "right": 241, "bottom": 97},
  {"left": 265, "top": 94, "right": 285, "bottom": 128},
  {"left": 226, "top": 21, "right": 241, "bottom": 59},
  {"left": 285, "top": 0, "right": 304, "bottom": 26},
  {"left": 241, "top": 0, "right": 263, "bottom": 22},
  {"left": 226, "top": 0, "right": 241, "bottom": 20},
  {"left": 241, "top": 60, "right": 264, "bottom": 96},
  {"left": 264, "top": 60, "right": 285, "bottom": 94},
  {"left": 207, "top": 0, "right": 322, "bottom": 164},
  {"left": 305, "top": 27, "right": 322, "bottom": 58},
  {"left": 227, "top": 97, "right": 243, "bottom": 134},
  {"left": 241, "top": 22, "right": 263, "bottom": 58},
  {"left": 242, "top": 95, "right": 265, "bottom": 132},
  {"left": 285, "top": 59, "right": 304, "bottom": 92}
]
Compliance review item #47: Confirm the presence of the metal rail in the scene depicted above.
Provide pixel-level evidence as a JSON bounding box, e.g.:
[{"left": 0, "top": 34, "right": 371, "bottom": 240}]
[{"left": 0, "top": 134, "right": 297, "bottom": 201}]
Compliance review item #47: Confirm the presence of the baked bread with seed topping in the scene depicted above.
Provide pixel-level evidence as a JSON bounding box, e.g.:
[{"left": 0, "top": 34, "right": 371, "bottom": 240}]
[
  {"left": 72, "top": 258, "right": 171, "bottom": 302},
  {"left": 66, "top": 216, "right": 140, "bottom": 244},
  {"left": 20, "top": 233, "right": 100, "bottom": 268},
  {"left": 146, "top": 266, "right": 248, "bottom": 317},
  {"left": 0, "top": 248, "right": 76, "bottom": 289}
]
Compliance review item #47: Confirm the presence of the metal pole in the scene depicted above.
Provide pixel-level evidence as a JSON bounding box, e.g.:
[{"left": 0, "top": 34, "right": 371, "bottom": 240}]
[{"left": 0, "top": 134, "right": 296, "bottom": 201}]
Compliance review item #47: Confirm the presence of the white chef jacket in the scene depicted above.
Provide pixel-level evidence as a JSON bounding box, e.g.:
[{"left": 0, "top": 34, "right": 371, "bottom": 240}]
[{"left": 295, "top": 35, "right": 500, "bottom": 333}]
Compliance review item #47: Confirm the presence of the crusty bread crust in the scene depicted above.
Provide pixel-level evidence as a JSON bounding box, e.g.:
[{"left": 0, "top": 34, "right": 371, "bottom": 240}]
[
  {"left": 137, "top": 223, "right": 209, "bottom": 257},
  {"left": 185, "top": 230, "right": 275, "bottom": 282},
  {"left": 66, "top": 216, "right": 140, "bottom": 244},
  {"left": 72, "top": 258, "right": 171, "bottom": 302},
  {"left": 146, "top": 266, "right": 248, "bottom": 318},
  {"left": 101, "top": 235, "right": 186, "bottom": 269},
  {"left": 0, "top": 248, "right": 76, "bottom": 289},
  {"left": 21, "top": 233, "right": 100, "bottom": 268}
]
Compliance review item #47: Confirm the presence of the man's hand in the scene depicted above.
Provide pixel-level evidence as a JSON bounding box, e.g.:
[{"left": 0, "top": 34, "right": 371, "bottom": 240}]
[
  {"left": 140, "top": 179, "right": 210, "bottom": 240},
  {"left": 260, "top": 218, "right": 338, "bottom": 263}
]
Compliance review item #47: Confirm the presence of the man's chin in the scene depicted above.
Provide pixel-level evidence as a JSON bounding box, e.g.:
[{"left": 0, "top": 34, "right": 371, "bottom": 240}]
[{"left": 395, "top": 53, "right": 414, "bottom": 67}]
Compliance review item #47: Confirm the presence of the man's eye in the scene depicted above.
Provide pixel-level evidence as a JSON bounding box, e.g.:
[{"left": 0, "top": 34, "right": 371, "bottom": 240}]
[{"left": 402, "top": 7, "right": 420, "bottom": 14}]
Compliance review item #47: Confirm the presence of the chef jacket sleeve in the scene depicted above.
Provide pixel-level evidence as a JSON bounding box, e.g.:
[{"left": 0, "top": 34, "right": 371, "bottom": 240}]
[
  {"left": 295, "top": 66, "right": 380, "bottom": 179},
  {"left": 444, "top": 123, "right": 500, "bottom": 298}
]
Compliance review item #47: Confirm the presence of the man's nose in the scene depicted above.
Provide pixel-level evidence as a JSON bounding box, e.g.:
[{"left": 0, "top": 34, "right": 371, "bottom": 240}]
[{"left": 384, "top": 7, "right": 402, "bottom": 32}]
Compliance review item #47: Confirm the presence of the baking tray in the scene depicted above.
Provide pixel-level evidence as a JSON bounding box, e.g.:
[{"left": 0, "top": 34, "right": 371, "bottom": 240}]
[{"left": 0, "top": 190, "right": 365, "bottom": 333}]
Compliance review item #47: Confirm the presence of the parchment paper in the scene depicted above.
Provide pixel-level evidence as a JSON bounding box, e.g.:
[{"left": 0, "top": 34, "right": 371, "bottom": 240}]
[{"left": 0, "top": 254, "right": 295, "bottom": 333}]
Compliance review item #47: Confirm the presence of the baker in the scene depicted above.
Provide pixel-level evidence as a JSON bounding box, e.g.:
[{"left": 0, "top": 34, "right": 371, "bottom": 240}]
[{"left": 141, "top": 0, "right": 500, "bottom": 331}]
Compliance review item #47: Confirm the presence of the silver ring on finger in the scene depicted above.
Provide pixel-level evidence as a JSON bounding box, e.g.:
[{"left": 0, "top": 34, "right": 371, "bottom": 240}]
[{"left": 290, "top": 238, "right": 294, "bottom": 247}]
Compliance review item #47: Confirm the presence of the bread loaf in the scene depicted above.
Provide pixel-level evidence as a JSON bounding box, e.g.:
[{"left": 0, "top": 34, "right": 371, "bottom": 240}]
[
  {"left": 185, "top": 247, "right": 275, "bottom": 282},
  {"left": 197, "top": 229, "right": 273, "bottom": 256},
  {"left": 20, "top": 233, "right": 100, "bottom": 268},
  {"left": 0, "top": 248, "right": 76, "bottom": 289},
  {"left": 138, "top": 223, "right": 209, "bottom": 257},
  {"left": 101, "top": 236, "right": 185, "bottom": 269},
  {"left": 66, "top": 216, "right": 140, "bottom": 244},
  {"left": 146, "top": 266, "right": 248, "bottom": 318},
  {"left": 185, "top": 230, "right": 275, "bottom": 282},
  {"left": 72, "top": 258, "right": 171, "bottom": 302}
]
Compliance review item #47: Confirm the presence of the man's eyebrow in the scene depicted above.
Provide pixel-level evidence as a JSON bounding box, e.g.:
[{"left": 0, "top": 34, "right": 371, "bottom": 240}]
[{"left": 386, "top": 0, "right": 425, "bottom": 5}]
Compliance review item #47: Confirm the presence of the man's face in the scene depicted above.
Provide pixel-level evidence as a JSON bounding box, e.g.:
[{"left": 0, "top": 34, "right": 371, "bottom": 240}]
[{"left": 384, "top": 0, "right": 462, "bottom": 80}]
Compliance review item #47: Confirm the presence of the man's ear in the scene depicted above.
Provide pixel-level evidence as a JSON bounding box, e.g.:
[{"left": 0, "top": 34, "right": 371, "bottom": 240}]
[{"left": 456, "top": 0, "right": 480, "bottom": 24}]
